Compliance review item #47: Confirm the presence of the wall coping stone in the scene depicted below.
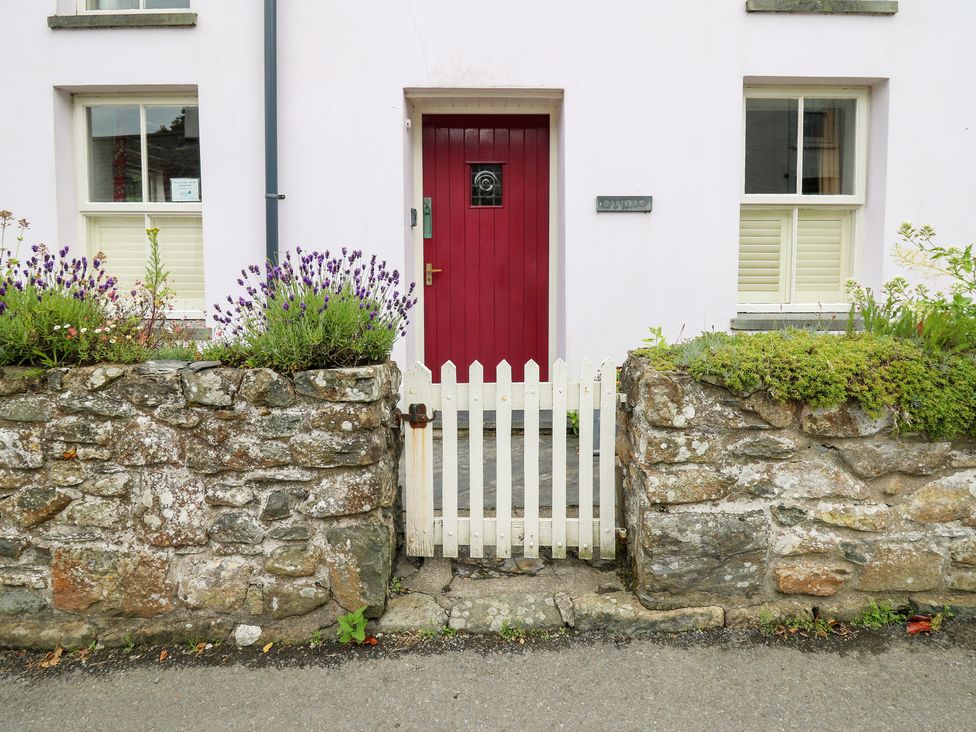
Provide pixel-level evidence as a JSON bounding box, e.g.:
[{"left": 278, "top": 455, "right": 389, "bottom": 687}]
[{"left": 745, "top": 0, "right": 898, "bottom": 14}]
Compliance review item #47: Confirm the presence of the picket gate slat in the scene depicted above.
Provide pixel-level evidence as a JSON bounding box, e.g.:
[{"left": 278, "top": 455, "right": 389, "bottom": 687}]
[
  {"left": 599, "top": 359, "right": 617, "bottom": 559},
  {"left": 495, "top": 361, "right": 513, "bottom": 559},
  {"left": 440, "top": 362, "right": 459, "bottom": 558},
  {"left": 402, "top": 359, "right": 618, "bottom": 559},
  {"left": 404, "top": 362, "right": 435, "bottom": 557},
  {"left": 577, "top": 359, "right": 595, "bottom": 560},
  {"left": 551, "top": 359, "right": 568, "bottom": 558},
  {"left": 523, "top": 360, "right": 540, "bottom": 558},
  {"left": 468, "top": 361, "right": 485, "bottom": 559}
]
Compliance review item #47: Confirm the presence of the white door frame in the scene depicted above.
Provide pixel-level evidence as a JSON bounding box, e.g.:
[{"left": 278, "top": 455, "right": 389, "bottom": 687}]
[{"left": 405, "top": 89, "right": 563, "bottom": 371}]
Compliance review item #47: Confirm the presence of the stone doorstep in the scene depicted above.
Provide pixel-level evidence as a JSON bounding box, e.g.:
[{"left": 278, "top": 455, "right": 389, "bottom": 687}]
[{"left": 373, "top": 589, "right": 724, "bottom": 636}]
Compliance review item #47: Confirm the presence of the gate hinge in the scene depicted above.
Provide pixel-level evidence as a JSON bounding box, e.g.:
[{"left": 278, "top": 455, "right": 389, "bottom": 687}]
[{"left": 401, "top": 403, "right": 435, "bottom": 429}]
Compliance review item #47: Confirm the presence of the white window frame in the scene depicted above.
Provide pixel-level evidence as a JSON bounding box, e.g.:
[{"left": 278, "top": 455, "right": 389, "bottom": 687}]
[
  {"left": 740, "top": 85, "right": 869, "bottom": 308},
  {"left": 77, "top": 0, "right": 192, "bottom": 13},
  {"left": 73, "top": 93, "right": 203, "bottom": 317}
]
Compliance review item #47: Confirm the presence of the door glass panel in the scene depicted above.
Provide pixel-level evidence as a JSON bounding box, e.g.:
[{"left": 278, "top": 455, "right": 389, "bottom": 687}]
[
  {"left": 745, "top": 98, "right": 798, "bottom": 194},
  {"left": 146, "top": 106, "right": 202, "bottom": 202},
  {"left": 87, "top": 0, "right": 140, "bottom": 8},
  {"left": 802, "top": 98, "right": 857, "bottom": 195},
  {"left": 87, "top": 106, "right": 142, "bottom": 203},
  {"left": 470, "top": 163, "right": 503, "bottom": 206}
]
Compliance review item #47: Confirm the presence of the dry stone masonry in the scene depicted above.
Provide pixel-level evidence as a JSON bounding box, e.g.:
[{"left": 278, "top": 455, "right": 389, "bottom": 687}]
[
  {"left": 620, "top": 354, "right": 976, "bottom": 627},
  {"left": 0, "top": 361, "right": 401, "bottom": 649}
]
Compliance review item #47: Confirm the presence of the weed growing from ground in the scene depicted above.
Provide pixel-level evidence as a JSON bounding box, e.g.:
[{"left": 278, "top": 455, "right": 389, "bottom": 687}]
[
  {"left": 850, "top": 601, "right": 909, "bottom": 629},
  {"left": 499, "top": 619, "right": 527, "bottom": 643},
  {"left": 336, "top": 607, "right": 368, "bottom": 645}
]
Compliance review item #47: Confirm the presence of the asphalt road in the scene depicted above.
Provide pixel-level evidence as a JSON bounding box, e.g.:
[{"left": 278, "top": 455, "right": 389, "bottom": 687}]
[{"left": 3, "top": 631, "right": 975, "bottom": 731}]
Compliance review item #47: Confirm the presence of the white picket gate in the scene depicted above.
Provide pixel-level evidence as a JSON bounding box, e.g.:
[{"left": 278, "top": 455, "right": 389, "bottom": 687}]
[{"left": 402, "top": 359, "right": 618, "bottom": 560}]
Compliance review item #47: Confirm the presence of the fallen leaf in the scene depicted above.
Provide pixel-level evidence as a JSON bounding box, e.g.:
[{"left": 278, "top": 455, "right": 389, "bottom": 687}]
[
  {"left": 159, "top": 649, "right": 169, "bottom": 662},
  {"left": 39, "top": 647, "right": 63, "bottom": 669},
  {"left": 907, "top": 615, "right": 933, "bottom": 635},
  {"left": 262, "top": 642, "right": 273, "bottom": 654},
  {"left": 194, "top": 642, "right": 207, "bottom": 656},
  {"left": 62, "top": 448, "right": 77, "bottom": 460},
  {"left": 363, "top": 636, "right": 378, "bottom": 646},
  {"left": 75, "top": 648, "right": 90, "bottom": 661}
]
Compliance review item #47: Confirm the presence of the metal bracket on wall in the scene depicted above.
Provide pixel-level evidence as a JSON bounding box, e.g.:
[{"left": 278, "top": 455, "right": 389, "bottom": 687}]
[{"left": 423, "top": 197, "right": 433, "bottom": 239}]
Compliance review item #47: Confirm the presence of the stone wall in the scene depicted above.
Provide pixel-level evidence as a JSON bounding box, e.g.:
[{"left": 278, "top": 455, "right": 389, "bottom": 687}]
[
  {"left": 0, "top": 360, "right": 401, "bottom": 649},
  {"left": 620, "top": 354, "right": 976, "bottom": 626}
]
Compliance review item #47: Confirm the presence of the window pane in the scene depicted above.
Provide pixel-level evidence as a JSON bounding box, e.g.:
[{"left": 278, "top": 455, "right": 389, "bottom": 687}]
[
  {"left": 87, "top": 1, "right": 140, "bottom": 9},
  {"left": 745, "top": 98, "right": 798, "bottom": 194},
  {"left": 802, "top": 99, "right": 857, "bottom": 195},
  {"left": 738, "top": 208, "right": 790, "bottom": 304},
  {"left": 145, "top": 106, "right": 202, "bottom": 203},
  {"left": 794, "top": 209, "right": 852, "bottom": 300},
  {"left": 87, "top": 106, "right": 142, "bottom": 203},
  {"left": 145, "top": 0, "right": 191, "bottom": 8}
]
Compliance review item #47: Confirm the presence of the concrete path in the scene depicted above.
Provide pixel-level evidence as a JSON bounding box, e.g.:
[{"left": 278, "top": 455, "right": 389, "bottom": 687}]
[{"left": 3, "top": 632, "right": 975, "bottom": 731}]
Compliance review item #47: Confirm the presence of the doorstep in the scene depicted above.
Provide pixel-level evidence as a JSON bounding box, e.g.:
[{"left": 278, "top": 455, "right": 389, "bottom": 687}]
[{"left": 373, "top": 554, "right": 724, "bottom": 637}]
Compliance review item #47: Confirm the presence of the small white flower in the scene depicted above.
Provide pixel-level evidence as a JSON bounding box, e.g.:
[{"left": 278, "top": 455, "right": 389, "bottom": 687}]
[
  {"left": 80, "top": 328, "right": 88, "bottom": 334},
  {"left": 110, "top": 338, "right": 117, "bottom": 344},
  {"left": 53, "top": 325, "right": 61, "bottom": 331}
]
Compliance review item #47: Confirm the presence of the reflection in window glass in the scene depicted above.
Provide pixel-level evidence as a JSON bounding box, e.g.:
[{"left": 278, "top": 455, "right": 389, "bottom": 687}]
[
  {"left": 802, "top": 99, "right": 857, "bottom": 195},
  {"left": 745, "top": 98, "right": 797, "bottom": 194},
  {"left": 87, "top": 0, "right": 189, "bottom": 7},
  {"left": 146, "top": 106, "right": 202, "bottom": 202},
  {"left": 87, "top": 106, "right": 142, "bottom": 203},
  {"left": 87, "top": 0, "right": 140, "bottom": 8},
  {"left": 145, "top": 0, "right": 191, "bottom": 8}
]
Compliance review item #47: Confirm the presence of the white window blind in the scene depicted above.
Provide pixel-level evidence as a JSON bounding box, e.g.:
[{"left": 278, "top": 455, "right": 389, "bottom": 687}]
[
  {"left": 794, "top": 209, "right": 851, "bottom": 302},
  {"left": 738, "top": 209, "right": 789, "bottom": 303},
  {"left": 738, "top": 207, "right": 852, "bottom": 305},
  {"left": 86, "top": 215, "right": 204, "bottom": 312}
]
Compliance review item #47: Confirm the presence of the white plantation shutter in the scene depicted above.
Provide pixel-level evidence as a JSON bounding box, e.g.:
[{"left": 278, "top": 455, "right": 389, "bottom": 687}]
[
  {"left": 87, "top": 214, "right": 204, "bottom": 312},
  {"left": 738, "top": 208, "right": 790, "bottom": 304},
  {"left": 148, "top": 215, "right": 205, "bottom": 312},
  {"left": 794, "top": 209, "right": 852, "bottom": 302},
  {"left": 87, "top": 216, "right": 147, "bottom": 293}
]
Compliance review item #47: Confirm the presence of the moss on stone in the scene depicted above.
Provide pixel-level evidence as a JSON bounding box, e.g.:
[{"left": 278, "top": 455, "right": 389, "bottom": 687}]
[{"left": 635, "top": 330, "right": 976, "bottom": 438}]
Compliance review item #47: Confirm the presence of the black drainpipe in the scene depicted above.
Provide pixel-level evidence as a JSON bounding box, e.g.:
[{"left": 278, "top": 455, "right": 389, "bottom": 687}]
[{"left": 264, "top": 0, "right": 282, "bottom": 263}]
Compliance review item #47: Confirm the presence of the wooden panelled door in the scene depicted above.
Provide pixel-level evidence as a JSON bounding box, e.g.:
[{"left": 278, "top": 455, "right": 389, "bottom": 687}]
[{"left": 422, "top": 114, "right": 550, "bottom": 383}]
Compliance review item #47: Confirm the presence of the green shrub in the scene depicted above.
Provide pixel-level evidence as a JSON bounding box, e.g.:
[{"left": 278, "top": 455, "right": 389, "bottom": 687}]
[
  {"left": 211, "top": 248, "right": 416, "bottom": 372},
  {"left": 637, "top": 329, "right": 976, "bottom": 438},
  {"left": 0, "top": 212, "right": 148, "bottom": 367},
  {"left": 847, "top": 223, "right": 976, "bottom": 353}
]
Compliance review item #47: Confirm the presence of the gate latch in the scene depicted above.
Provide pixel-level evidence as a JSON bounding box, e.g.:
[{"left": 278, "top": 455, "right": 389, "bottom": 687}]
[{"left": 403, "top": 403, "right": 435, "bottom": 429}]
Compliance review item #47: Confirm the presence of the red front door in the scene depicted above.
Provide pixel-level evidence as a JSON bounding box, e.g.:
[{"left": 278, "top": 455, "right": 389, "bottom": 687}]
[{"left": 422, "top": 114, "right": 550, "bottom": 383}]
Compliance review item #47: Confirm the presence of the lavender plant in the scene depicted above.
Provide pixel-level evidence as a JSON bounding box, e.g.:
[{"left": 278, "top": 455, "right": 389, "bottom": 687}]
[
  {"left": 0, "top": 211, "right": 146, "bottom": 366},
  {"left": 211, "top": 247, "right": 416, "bottom": 371}
]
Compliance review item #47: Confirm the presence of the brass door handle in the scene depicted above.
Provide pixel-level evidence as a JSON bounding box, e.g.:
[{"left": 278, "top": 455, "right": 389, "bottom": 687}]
[{"left": 425, "top": 263, "right": 443, "bottom": 286}]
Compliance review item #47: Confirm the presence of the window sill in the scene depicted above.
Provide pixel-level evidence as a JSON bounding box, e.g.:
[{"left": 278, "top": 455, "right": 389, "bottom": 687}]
[
  {"left": 745, "top": 0, "right": 897, "bottom": 14},
  {"left": 732, "top": 312, "right": 855, "bottom": 332},
  {"left": 48, "top": 12, "right": 197, "bottom": 30}
]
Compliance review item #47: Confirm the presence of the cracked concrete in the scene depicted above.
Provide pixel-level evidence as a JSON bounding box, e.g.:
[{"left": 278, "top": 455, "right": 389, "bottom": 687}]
[{"left": 382, "top": 554, "right": 722, "bottom": 635}]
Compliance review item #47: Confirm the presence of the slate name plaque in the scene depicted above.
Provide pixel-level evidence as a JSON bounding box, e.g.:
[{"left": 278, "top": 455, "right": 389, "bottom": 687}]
[{"left": 596, "top": 196, "right": 653, "bottom": 213}]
